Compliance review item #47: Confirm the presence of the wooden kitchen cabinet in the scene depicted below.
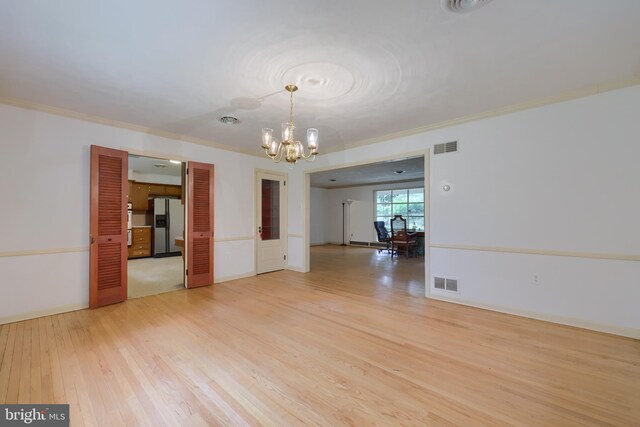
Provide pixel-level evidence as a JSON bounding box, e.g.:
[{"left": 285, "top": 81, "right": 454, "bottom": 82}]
[
  {"left": 129, "top": 181, "right": 183, "bottom": 211},
  {"left": 165, "top": 185, "right": 182, "bottom": 197},
  {"left": 148, "top": 184, "right": 166, "bottom": 195},
  {"left": 128, "top": 227, "right": 152, "bottom": 258},
  {"left": 130, "top": 183, "right": 149, "bottom": 211}
]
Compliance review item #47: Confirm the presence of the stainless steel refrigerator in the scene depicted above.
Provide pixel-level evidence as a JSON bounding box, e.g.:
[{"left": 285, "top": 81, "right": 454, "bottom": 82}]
[{"left": 152, "top": 197, "right": 184, "bottom": 257}]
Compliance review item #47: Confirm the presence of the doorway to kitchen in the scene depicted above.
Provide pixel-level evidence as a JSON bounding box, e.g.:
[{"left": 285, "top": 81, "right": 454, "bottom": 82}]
[{"left": 127, "top": 154, "right": 186, "bottom": 298}]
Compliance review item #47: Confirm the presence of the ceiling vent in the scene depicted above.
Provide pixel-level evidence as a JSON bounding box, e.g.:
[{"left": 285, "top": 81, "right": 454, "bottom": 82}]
[
  {"left": 434, "top": 140, "right": 458, "bottom": 155},
  {"left": 219, "top": 115, "right": 239, "bottom": 125},
  {"left": 442, "top": 0, "right": 493, "bottom": 13}
]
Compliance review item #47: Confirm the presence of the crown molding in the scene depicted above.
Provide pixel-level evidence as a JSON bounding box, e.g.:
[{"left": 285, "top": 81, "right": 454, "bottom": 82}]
[
  {"left": 2, "top": 74, "right": 638, "bottom": 158},
  {"left": 0, "top": 96, "right": 262, "bottom": 158},
  {"left": 322, "top": 75, "right": 640, "bottom": 155}
]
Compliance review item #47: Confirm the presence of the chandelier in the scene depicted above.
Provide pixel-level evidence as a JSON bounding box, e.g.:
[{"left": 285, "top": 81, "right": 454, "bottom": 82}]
[{"left": 261, "top": 84, "right": 318, "bottom": 164}]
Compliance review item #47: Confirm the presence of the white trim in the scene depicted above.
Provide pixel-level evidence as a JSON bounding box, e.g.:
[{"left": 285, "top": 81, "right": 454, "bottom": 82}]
[
  {"left": 0, "top": 96, "right": 258, "bottom": 157},
  {"left": 0, "top": 303, "right": 88, "bottom": 326},
  {"left": 287, "top": 234, "right": 303, "bottom": 238},
  {"left": 2, "top": 76, "right": 638, "bottom": 158},
  {"left": 215, "top": 236, "right": 255, "bottom": 242},
  {"left": 428, "top": 294, "right": 639, "bottom": 339},
  {"left": 286, "top": 265, "right": 307, "bottom": 273},
  {"left": 305, "top": 151, "right": 427, "bottom": 174},
  {"left": 423, "top": 152, "right": 431, "bottom": 298},
  {"left": 0, "top": 247, "right": 88, "bottom": 258},
  {"left": 321, "top": 76, "right": 640, "bottom": 154},
  {"left": 215, "top": 271, "right": 256, "bottom": 284},
  {"left": 430, "top": 243, "right": 640, "bottom": 262}
]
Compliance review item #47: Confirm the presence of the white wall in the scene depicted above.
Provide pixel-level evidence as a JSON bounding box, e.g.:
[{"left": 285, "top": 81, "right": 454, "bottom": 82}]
[
  {"left": 312, "top": 180, "right": 424, "bottom": 245},
  {"left": 0, "top": 103, "right": 285, "bottom": 323},
  {"left": 309, "top": 187, "right": 328, "bottom": 245},
  {"left": 293, "top": 85, "right": 640, "bottom": 337},
  {"left": 2, "top": 85, "right": 639, "bottom": 338}
]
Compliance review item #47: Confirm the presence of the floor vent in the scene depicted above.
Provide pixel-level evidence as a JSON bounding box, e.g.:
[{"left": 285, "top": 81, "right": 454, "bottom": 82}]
[
  {"left": 434, "top": 277, "right": 458, "bottom": 293},
  {"left": 434, "top": 140, "right": 458, "bottom": 155}
]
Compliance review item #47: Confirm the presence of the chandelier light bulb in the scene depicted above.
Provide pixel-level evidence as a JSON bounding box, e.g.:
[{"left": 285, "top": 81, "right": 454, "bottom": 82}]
[
  {"left": 307, "top": 128, "right": 318, "bottom": 149},
  {"left": 268, "top": 139, "right": 278, "bottom": 156},
  {"left": 261, "top": 128, "right": 273, "bottom": 149}
]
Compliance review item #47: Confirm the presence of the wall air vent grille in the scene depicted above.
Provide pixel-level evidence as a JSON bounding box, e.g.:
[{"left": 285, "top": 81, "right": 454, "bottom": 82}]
[
  {"left": 434, "top": 141, "right": 458, "bottom": 155},
  {"left": 434, "top": 277, "right": 459, "bottom": 292}
]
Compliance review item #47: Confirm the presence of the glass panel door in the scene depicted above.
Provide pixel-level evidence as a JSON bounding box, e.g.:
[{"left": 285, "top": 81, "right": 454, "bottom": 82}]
[{"left": 261, "top": 179, "right": 280, "bottom": 240}]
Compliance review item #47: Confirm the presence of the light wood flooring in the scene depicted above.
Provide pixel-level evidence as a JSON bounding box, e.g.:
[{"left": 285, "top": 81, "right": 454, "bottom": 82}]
[{"left": 0, "top": 245, "right": 638, "bottom": 426}]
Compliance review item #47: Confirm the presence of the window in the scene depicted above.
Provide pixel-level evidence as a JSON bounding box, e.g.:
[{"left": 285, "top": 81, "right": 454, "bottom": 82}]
[{"left": 375, "top": 187, "right": 424, "bottom": 231}]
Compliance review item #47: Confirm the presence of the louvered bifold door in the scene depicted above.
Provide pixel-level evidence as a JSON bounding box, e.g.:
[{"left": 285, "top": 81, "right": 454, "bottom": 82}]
[
  {"left": 89, "top": 145, "right": 128, "bottom": 308},
  {"left": 187, "top": 162, "right": 214, "bottom": 288}
]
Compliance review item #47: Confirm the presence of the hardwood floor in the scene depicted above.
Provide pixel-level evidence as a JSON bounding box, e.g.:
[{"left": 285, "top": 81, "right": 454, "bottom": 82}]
[{"left": 1, "top": 245, "right": 638, "bottom": 426}]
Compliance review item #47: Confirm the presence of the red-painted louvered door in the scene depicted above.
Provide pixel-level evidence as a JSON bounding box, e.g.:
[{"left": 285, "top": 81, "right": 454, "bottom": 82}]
[
  {"left": 89, "top": 145, "right": 128, "bottom": 308},
  {"left": 187, "top": 162, "right": 214, "bottom": 288}
]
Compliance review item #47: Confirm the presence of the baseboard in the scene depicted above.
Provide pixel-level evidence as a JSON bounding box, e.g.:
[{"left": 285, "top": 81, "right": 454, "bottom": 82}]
[
  {"left": 428, "top": 294, "right": 639, "bottom": 339},
  {"left": 286, "top": 265, "right": 308, "bottom": 273},
  {"left": 310, "top": 242, "right": 329, "bottom": 247},
  {"left": 214, "top": 271, "right": 256, "bottom": 284},
  {"left": 0, "top": 303, "right": 88, "bottom": 326}
]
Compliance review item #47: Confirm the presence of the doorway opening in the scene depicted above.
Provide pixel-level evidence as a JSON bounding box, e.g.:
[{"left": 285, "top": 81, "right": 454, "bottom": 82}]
[
  {"left": 306, "top": 155, "right": 428, "bottom": 297},
  {"left": 127, "top": 154, "right": 186, "bottom": 298}
]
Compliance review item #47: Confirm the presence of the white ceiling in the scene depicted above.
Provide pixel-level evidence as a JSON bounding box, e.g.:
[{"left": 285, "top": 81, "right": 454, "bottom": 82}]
[
  {"left": 311, "top": 157, "right": 424, "bottom": 189},
  {"left": 129, "top": 155, "right": 181, "bottom": 177},
  {"left": 1, "top": 1, "right": 639, "bottom": 155}
]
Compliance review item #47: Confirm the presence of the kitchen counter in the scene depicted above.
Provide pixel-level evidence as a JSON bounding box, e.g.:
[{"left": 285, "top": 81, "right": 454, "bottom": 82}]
[{"left": 175, "top": 237, "right": 184, "bottom": 261}]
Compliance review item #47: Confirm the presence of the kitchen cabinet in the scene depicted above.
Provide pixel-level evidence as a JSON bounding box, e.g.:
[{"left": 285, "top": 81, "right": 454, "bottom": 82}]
[
  {"left": 129, "top": 181, "right": 183, "bottom": 211},
  {"left": 128, "top": 227, "right": 152, "bottom": 258},
  {"left": 130, "top": 183, "right": 149, "bottom": 211},
  {"left": 165, "top": 185, "right": 182, "bottom": 197},
  {"left": 148, "top": 184, "right": 166, "bottom": 195}
]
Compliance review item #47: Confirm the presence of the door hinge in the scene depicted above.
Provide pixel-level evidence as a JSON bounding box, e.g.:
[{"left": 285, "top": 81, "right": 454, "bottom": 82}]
[
  {"left": 186, "top": 168, "right": 189, "bottom": 175},
  {"left": 284, "top": 181, "right": 286, "bottom": 186},
  {"left": 284, "top": 254, "right": 286, "bottom": 261},
  {"left": 185, "top": 269, "right": 188, "bottom": 276}
]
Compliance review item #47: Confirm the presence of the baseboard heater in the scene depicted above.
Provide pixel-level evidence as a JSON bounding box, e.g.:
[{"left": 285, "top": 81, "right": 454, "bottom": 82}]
[{"left": 349, "top": 241, "right": 386, "bottom": 248}]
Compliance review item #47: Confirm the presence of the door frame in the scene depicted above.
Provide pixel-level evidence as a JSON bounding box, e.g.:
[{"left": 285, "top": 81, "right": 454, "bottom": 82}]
[
  {"left": 254, "top": 169, "right": 288, "bottom": 274},
  {"left": 120, "top": 148, "right": 190, "bottom": 289}
]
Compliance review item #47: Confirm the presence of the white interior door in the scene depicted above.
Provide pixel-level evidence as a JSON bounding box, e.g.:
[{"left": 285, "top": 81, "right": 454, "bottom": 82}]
[{"left": 256, "top": 172, "right": 286, "bottom": 274}]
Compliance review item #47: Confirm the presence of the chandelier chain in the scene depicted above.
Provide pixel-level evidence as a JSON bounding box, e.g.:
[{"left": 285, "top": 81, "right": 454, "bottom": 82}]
[{"left": 289, "top": 88, "right": 294, "bottom": 130}]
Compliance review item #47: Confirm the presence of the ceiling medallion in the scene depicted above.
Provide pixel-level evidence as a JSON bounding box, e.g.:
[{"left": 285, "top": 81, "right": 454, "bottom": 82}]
[
  {"left": 261, "top": 84, "right": 318, "bottom": 164},
  {"left": 442, "top": 0, "right": 493, "bottom": 13}
]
